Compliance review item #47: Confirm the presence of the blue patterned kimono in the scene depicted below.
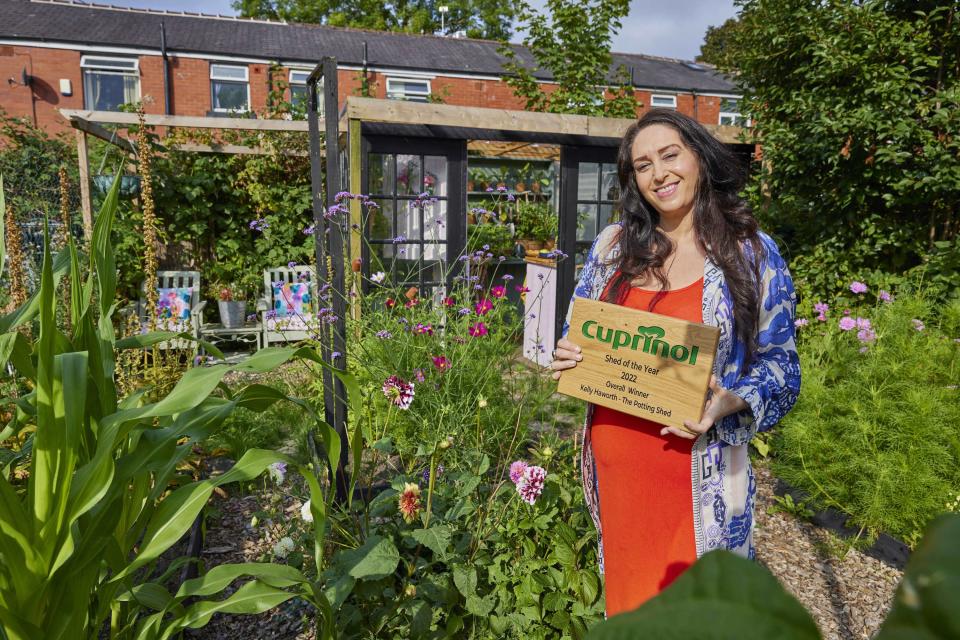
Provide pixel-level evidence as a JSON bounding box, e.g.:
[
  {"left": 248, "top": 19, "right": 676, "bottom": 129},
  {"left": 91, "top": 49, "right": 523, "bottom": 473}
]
[{"left": 561, "top": 223, "right": 801, "bottom": 562}]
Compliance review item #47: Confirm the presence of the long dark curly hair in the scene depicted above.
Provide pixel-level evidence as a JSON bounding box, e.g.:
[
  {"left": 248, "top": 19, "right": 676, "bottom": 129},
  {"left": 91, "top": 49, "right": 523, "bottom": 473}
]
[{"left": 602, "top": 108, "right": 765, "bottom": 366}]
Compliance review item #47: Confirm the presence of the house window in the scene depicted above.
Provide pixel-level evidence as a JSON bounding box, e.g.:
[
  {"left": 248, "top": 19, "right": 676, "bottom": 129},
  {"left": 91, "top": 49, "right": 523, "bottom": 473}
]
[
  {"left": 650, "top": 94, "right": 677, "bottom": 109},
  {"left": 210, "top": 64, "right": 250, "bottom": 112},
  {"left": 719, "top": 98, "right": 749, "bottom": 126},
  {"left": 81, "top": 55, "right": 140, "bottom": 111},
  {"left": 289, "top": 69, "right": 310, "bottom": 108},
  {"left": 386, "top": 77, "right": 431, "bottom": 103}
]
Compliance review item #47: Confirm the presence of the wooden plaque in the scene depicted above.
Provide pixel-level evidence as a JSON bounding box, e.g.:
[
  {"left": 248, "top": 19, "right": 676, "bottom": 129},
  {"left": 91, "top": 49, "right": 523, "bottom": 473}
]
[{"left": 556, "top": 297, "right": 720, "bottom": 431}]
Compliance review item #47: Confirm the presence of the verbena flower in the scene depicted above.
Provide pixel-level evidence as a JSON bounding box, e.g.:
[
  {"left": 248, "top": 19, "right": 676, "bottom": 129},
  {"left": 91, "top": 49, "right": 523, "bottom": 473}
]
[
  {"left": 382, "top": 375, "right": 415, "bottom": 410},
  {"left": 249, "top": 217, "right": 269, "bottom": 231},
  {"left": 458, "top": 307, "right": 471, "bottom": 316},
  {"left": 475, "top": 298, "right": 493, "bottom": 315},
  {"left": 421, "top": 464, "right": 444, "bottom": 485},
  {"left": 509, "top": 460, "right": 528, "bottom": 484},
  {"left": 468, "top": 322, "right": 489, "bottom": 337},
  {"left": 502, "top": 274, "right": 514, "bottom": 281},
  {"left": 371, "top": 271, "right": 386, "bottom": 284},
  {"left": 398, "top": 483, "right": 422, "bottom": 523},
  {"left": 432, "top": 355, "right": 451, "bottom": 372},
  {"left": 490, "top": 285, "right": 506, "bottom": 299},
  {"left": 303, "top": 224, "right": 315, "bottom": 235},
  {"left": 300, "top": 500, "right": 313, "bottom": 523},
  {"left": 268, "top": 462, "right": 287, "bottom": 484},
  {"left": 794, "top": 318, "right": 809, "bottom": 328},
  {"left": 850, "top": 281, "right": 868, "bottom": 294},
  {"left": 839, "top": 317, "right": 856, "bottom": 331},
  {"left": 376, "top": 329, "right": 393, "bottom": 339},
  {"left": 516, "top": 466, "right": 546, "bottom": 505},
  {"left": 288, "top": 261, "right": 297, "bottom": 269},
  {"left": 414, "top": 368, "right": 426, "bottom": 383},
  {"left": 912, "top": 319, "right": 925, "bottom": 331}
]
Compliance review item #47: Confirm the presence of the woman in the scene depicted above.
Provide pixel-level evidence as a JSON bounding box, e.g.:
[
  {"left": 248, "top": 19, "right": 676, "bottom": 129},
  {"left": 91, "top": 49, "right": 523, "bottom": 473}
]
[{"left": 550, "top": 109, "right": 800, "bottom": 616}]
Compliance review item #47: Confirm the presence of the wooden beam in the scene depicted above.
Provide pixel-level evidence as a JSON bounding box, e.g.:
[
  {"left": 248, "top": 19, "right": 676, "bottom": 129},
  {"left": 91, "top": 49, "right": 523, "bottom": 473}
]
[
  {"left": 69, "top": 116, "right": 137, "bottom": 154},
  {"left": 59, "top": 109, "right": 314, "bottom": 132},
  {"left": 348, "top": 117, "right": 363, "bottom": 327},
  {"left": 170, "top": 143, "right": 311, "bottom": 157},
  {"left": 340, "top": 97, "right": 750, "bottom": 144},
  {"left": 75, "top": 130, "right": 93, "bottom": 239}
]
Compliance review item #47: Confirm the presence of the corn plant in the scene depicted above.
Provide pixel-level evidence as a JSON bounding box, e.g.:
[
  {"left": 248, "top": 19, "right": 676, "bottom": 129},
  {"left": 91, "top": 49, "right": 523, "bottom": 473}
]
[{"left": 0, "top": 174, "right": 356, "bottom": 639}]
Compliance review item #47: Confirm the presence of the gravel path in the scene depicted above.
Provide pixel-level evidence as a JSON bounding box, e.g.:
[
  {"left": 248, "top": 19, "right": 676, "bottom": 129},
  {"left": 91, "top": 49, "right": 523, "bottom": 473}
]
[
  {"left": 188, "top": 458, "right": 902, "bottom": 639},
  {"left": 753, "top": 463, "right": 902, "bottom": 639}
]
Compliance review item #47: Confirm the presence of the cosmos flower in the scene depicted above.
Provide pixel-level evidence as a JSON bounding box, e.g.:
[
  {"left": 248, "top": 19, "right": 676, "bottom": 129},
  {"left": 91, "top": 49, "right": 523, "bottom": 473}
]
[
  {"left": 468, "top": 322, "right": 489, "bottom": 337},
  {"left": 382, "top": 375, "right": 415, "bottom": 410},
  {"left": 509, "top": 460, "right": 528, "bottom": 484},
  {"left": 432, "top": 355, "right": 451, "bottom": 372},
  {"left": 371, "top": 271, "right": 386, "bottom": 284}
]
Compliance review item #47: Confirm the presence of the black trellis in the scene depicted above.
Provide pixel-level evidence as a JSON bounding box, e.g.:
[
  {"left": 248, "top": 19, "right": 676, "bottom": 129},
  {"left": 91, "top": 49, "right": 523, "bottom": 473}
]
[{"left": 307, "top": 57, "right": 350, "bottom": 502}]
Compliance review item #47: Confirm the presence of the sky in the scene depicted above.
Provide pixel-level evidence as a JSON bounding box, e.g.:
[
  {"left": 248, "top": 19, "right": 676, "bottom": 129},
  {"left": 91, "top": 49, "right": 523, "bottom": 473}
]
[{"left": 96, "top": 0, "right": 739, "bottom": 61}]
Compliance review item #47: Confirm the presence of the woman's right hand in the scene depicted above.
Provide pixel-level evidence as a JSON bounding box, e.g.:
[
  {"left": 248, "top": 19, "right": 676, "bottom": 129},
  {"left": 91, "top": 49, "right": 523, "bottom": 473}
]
[{"left": 550, "top": 338, "right": 582, "bottom": 380}]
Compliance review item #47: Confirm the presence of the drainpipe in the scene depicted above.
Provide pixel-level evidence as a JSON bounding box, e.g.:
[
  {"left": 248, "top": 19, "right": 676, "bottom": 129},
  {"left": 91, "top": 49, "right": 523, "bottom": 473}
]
[
  {"left": 362, "top": 41, "right": 369, "bottom": 95},
  {"left": 691, "top": 89, "right": 698, "bottom": 121},
  {"left": 160, "top": 21, "right": 171, "bottom": 114}
]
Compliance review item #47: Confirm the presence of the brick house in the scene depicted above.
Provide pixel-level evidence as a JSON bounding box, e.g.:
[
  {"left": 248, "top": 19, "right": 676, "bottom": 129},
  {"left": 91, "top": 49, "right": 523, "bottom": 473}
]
[{"left": 0, "top": 0, "right": 745, "bottom": 135}]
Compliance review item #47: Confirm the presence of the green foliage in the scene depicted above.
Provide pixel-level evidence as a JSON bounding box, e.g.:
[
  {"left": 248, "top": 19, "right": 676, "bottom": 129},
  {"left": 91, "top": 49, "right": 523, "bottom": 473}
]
[
  {"left": 467, "top": 221, "right": 515, "bottom": 257},
  {"left": 0, "top": 176, "right": 345, "bottom": 638},
  {"left": 499, "top": 0, "right": 639, "bottom": 117},
  {"left": 697, "top": 17, "right": 741, "bottom": 67},
  {"left": 233, "top": 0, "right": 516, "bottom": 40},
  {"left": 721, "top": 1, "right": 960, "bottom": 301},
  {"left": 0, "top": 110, "right": 76, "bottom": 217},
  {"left": 588, "top": 513, "right": 960, "bottom": 640},
  {"left": 515, "top": 200, "right": 557, "bottom": 243},
  {"left": 774, "top": 282, "right": 960, "bottom": 545},
  {"left": 325, "top": 438, "right": 604, "bottom": 638}
]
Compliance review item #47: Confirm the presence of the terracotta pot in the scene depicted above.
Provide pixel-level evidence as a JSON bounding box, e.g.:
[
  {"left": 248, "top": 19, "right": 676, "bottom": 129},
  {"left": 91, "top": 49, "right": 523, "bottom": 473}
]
[
  {"left": 515, "top": 182, "right": 526, "bottom": 192},
  {"left": 467, "top": 180, "right": 475, "bottom": 192},
  {"left": 467, "top": 212, "right": 478, "bottom": 225},
  {"left": 530, "top": 182, "right": 541, "bottom": 193},
  {"left": 544, "top": 238, "right": 556, "bottom": 251},
  {"left": 522, "top": 239, "right": 543, "bottom": 252}
]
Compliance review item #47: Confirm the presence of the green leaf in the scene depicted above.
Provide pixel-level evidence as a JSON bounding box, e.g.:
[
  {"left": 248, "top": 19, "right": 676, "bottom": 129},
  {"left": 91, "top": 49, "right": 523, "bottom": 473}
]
[
  {"left": 465, "top": 594, "right": 495, "bottom": 617},
  {"left": 410, "top": 598, "right": 432, "bottom": 636},
  {"left": 160, "top": 580, "right": 298, "bottom": 637},
  {"left": 453, "top": 564, "right": 478, "bottom": 598},
  {"left": 175, "top": 562, "right": 308, "bottom": 599},
  {"left": 336, "top": 535, "right": 400, "bottom": 581},
  {"left": 586, "top": 550, "right": 820, "bottom": 639},
  {"left": 410, "top": 525, "right": 452, "bottom": 562},
  {"left": 876, "top": 513, "right": 960, "bottom": 640}
]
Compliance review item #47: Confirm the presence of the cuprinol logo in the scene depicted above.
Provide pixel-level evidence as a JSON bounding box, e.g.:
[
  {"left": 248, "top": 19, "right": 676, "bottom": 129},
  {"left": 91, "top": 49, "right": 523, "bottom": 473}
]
[{"left": 579, "top": 320, "right": 700, "bottom": 365}]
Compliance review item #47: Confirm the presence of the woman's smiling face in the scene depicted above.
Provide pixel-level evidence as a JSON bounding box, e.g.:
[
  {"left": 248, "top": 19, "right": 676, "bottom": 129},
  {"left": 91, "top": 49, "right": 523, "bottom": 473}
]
[{"left": 630, "top": 124, "right": 701, "bottom": 220}]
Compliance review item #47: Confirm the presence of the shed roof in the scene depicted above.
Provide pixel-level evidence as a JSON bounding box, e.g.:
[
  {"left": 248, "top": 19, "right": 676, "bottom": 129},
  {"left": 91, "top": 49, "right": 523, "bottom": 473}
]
[{"left": 0, "top": 0, "right": 738, "bottom": 94}]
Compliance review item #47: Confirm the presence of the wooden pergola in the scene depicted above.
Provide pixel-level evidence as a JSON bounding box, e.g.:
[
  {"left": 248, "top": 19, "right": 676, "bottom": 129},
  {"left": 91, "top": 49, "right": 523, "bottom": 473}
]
[{"left": 59, "top": 108, "right": 318, "bottom": 238}]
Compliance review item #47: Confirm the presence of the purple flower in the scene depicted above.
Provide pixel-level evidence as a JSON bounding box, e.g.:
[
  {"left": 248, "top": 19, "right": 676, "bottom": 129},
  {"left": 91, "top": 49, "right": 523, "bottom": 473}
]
[
  {"left": 458, "top": 307, "right": 471, "bottom": 315},
  {"left": 879, "top": 290, "right": 893, "bottom": 303},
  {"left": 839, "top": 317, "right": 856, "bottom": 331},
  {"left": 509, "top": 460, "right": 529, "bottom": 484},
  {"left": 376, "top": 330, "right": 393, "bottom": 339},
  {"left": 813, "top": 302, "right": 829, "bottom": 315},
  {"left": 414, "top": 368, "right": 426, "bottom": 383},
  {"left": 331, "top": 351, "right": 341, "bottom": 359},
  {"left": 507, "top": 194, "right": 516, "bottom": 202},
  {"left": 912, "top": 319, "right": 925, "bottom": 332},
  {"left": 303, "top": 224, "right": 315, "bottom": 235},
  {"left": 392, "top": 235, "right": 407, "bottom": 244},
  {"left": 502, "top": 274, "right": 514, "bottom": 281},
  {"left": 850, "top": 281, "right": 868, "bottom": 294},
  {"left": 288, "top": 261, "right": 297, "bottom": 269},
  {"left": 855, "top": 317, "right": 872, "bottom": 330},
  {"left": 857, "top": 328, "right": 876, "bottom": 343},
  {"left": 794, "top": 318, "right": 809, "bottom": 328},
  {"left": 422, "top": 464, "right": 444, "bottom": 485},
  {"left": 516, "top": 465, "right": 546, "bottom": 505}
]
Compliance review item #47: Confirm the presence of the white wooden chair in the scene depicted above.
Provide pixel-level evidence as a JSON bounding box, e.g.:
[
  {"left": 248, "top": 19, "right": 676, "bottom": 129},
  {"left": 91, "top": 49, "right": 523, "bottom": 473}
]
[
  {"left": 136, "top": 270, "right": 207, "bottom": 349},
  {"left": 258, "top": 265, "right": 320, "bottom": 347}
]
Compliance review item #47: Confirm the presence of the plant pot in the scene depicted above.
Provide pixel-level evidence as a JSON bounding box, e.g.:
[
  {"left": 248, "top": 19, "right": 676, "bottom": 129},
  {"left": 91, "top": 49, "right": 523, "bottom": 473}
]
[
  {"left": 522, "top": 238, "right": 543, "bottom": 253},
  {"left": 543, "top": 238, "right": 556, "bottom": 251},
  {"left": 530, "top": 182, "right": 541, "bottom": 193},
  {"left": 515, "top": 182, "right": 526, "bottom": 192},
  {"left": 218, "top": 300, "right": 247, "bottom": 329},
  {"left": 92, "top": 174, "right": 141, "bottom": 197},
  {"left": 467, "top": 212, "right": 478, "bottom": 225},
  {"left": 467, "top": 180, "right": 475, "bottom": 192}
]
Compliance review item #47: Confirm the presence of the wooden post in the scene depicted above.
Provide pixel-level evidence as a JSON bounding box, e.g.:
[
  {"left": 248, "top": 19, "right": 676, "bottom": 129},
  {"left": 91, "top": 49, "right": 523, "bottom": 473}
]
[
  {"left": 349, "top": 118, "right": 363, "bottom": 327},
  {"left": 76, "top": 129, "right": 93, "bottom": 238}
]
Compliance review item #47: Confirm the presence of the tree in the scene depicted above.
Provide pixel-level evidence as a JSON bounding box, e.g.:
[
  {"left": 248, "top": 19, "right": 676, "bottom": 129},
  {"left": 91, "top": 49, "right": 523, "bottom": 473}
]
[
  {"left": 719, "top": 0, "right": 959, "bottom": 298},
  {"left": 697, "top": 17, "right": 741, "bottom": 68},
  {"left": 498, "top": 0, "right": 639, "bottom": 118},
  {"left": 232, "top": 0, "right": 515, "bottom": 41}
]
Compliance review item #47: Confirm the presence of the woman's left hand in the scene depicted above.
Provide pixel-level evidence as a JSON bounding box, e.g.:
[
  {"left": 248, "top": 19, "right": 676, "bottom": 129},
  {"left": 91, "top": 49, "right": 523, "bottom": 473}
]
[{"left": 660, "top": 375, "right": 749, "bottom": 440}]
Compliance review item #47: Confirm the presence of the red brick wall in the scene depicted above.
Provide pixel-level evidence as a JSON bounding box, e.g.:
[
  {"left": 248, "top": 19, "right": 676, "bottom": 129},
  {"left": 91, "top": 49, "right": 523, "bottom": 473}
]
[{"left": 1, "top": 44, "right": 734, "bottom": 136}]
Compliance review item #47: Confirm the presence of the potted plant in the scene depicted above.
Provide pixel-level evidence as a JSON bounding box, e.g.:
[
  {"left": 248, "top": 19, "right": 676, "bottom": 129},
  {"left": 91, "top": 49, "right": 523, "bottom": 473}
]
[
  {"left": 211, "top": 274, "right": 257, "bottom": 328},
  {"left": 515, "top": 200, "right": 557, "bottom": 253}
]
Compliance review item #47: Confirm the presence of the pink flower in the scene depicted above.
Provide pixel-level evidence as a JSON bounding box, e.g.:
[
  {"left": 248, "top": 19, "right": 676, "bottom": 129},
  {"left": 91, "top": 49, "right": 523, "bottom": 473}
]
[
  {"left": 405, "top": 298, "right": 419, "bottom": 309},
  {"left": 382, "top": 375, "right": 415, "bottom": 410},
  {"left": 468, "top": 322, "right": 489, "bottom": 337},
  {"left": 855, "top": 317, "right": 872, "bottom": 330},
  {"left": 857, "top": 327, "right": 876, "bottom": 343},
  {"left": 432, "top": 355, "right": 451, "bottom": 372},
  {"left": 475, "top": 298, "right": 493, "bottom": 315},
  {"left": 912, "top": 319, "right": 925, "bottom": 332},
  {"left": 839, "top": 317, "right": 856, "bottom": 331},
  {"left": 879, "top": 290, "right": 893, "bottom": 303},
  {"left": 850, "top": 281, "right": 868, "bottom": 294},
  {"left": 813, "top": 302, "right": 829, "bottom": 315},
  {"left": 516, "top": 465, "right": 546, "bottom": 505},
  {"left": 413, "top": 368, "right": 426, "bottom": 383},
  {"left": 398, "top": 483, "right": 422, "bottom": 523},
  {"left": 413, "top": 322, "right": 434, "bottom": 336},
  {"left": 443, "top": 296, "right": 455, "bottom": 307},
  {"left": 385, "top": 298, "right": 397, "bottom": 309},
  {"left": 490, "top": 285, "right": 506, "bottom": 299},
  {"left": 515, "top": 285, "right": 530, "bottom": 294},
  {"left": 509, "top": 460, "right": 528, "bottom": 484},
  {"left": 794, "top": 318, "right": 809, "bottom": 328},
  {"left": 843, "top": 309, "right": 852, "bottom": 316}
]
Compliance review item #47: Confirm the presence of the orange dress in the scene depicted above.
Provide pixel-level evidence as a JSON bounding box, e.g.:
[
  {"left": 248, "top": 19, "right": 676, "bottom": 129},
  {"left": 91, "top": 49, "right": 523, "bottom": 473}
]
[{"left": 591, "top": 275, "right": 704, "bottom": 616}]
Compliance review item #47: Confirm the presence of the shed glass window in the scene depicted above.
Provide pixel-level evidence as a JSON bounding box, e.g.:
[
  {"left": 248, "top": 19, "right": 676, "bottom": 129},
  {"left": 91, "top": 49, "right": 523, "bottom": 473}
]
[
  {"left": 210, "top": 64, "right": 249, "bottom": 112},
  {"left": 386, "top": 77, "right": 431, "bottom": 103},
  {"left": 719, "top": 98, "right": 749, "bottom": 126},
  {"left": 650, "top": 94, "right": 677, "bottom": 109},
  {"left": 81, "top": 56, "right": 140, "bottom": 111}
]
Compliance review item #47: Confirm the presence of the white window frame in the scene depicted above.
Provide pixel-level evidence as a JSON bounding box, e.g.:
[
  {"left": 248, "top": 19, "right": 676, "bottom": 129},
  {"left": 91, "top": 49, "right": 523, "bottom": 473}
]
[
  {"left": 288, "top": 69, "right": 323, "bottom": 113},
  {"left": 386, "top": 76, "right": 432, "bottom": 103},
  {"left": 650, "top": 94, "right": 677, "bottom": 109},
  {"left": 718, "top": 98, "right": 750, "bottom": 127},
  {"left": 210, "top": 63, "right": 250, "bottom": 113},
  {"left": 80, "top": 55, "right": 141, "bottom": 111}
]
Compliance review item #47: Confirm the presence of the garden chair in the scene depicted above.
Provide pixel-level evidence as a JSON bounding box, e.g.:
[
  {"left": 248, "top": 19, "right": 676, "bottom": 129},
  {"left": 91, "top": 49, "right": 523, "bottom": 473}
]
[
  {"left": 258, "top": 265, "right": 321, "bottom": 347},
  {"left": 132, "top": 270, "right": 207, "bottom": 350}
]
